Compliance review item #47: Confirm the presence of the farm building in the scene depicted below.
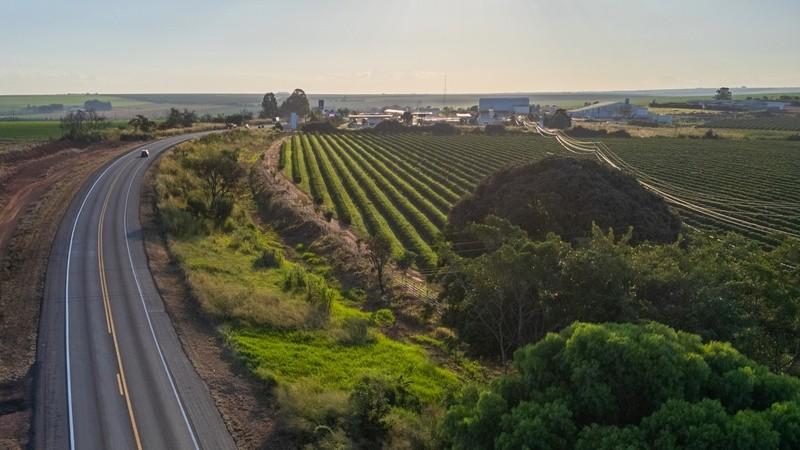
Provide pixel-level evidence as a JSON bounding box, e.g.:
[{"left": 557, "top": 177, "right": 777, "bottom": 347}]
[
  {"left": 348, "top": 113, "right": 393, "bottom": 127},
  {"left": 478, "top": 97, "right": 530, "bottom": 125},
  {"left": 568, "top": 99, "right": 650, "bottom": 120}
]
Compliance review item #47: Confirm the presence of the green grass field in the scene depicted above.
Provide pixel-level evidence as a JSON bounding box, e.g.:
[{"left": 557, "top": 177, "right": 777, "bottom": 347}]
[
  {"left": 0, "top": 94, "right": 151, "bottom": 112},
  {"left": 0, "top": 119, "right": 130, "bottom": 140},
  {"left": 0, "top": 121, "right": 63, "bottom": 139}
]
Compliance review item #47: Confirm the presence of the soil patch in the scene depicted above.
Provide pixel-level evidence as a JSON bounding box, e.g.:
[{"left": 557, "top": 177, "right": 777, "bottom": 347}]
[{"left": 0, "top": 139, "right": 142, "bottom": 448}]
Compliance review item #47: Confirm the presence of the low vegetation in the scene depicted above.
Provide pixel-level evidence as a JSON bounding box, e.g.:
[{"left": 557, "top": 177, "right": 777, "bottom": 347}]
[{"left": 154, "top": 130, "right": 464, "bottom": 448}]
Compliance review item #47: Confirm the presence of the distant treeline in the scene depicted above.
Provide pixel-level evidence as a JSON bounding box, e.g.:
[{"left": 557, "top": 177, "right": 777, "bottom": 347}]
[
  {"left": 84, "top": 99, "right": 112, "bottom": 111},
  {"left": 20, "top": 104, "right": 64, "bottom": 114}
]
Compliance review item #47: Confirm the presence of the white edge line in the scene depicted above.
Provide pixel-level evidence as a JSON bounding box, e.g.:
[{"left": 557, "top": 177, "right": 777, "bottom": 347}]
[
  {"left": 65, "top": 152, "right": 132, "bottom": 450},
  {"left": 122, "top": 140, "right": 201, "bottom": 450}
]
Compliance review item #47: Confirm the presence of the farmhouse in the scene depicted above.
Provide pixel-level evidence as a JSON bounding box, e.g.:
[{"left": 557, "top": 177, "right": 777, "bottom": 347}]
[{"left": 478, "top": 97, "right": 530, "bottom": 125}]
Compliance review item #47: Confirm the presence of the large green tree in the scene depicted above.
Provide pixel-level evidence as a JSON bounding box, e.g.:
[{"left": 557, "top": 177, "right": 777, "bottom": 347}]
[
  {"left": 128, "top": 114, "right": 156, "bottom": 133},
  {"left": 279, "top": 88, "right": 310, "bottom": 118},
  {"left": 440, "top": 322, "right": 800, "bottom": 450},
  {"left": 259, "top": 92, "right": 279, "bottom": 119},
  {"left": 181, "top": 147, "right": 245, "bottom": 216}
]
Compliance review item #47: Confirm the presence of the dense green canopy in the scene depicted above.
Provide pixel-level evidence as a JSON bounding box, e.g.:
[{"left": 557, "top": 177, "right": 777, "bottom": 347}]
[{"left": 440, "top": 322, "right": 800, "bottom": 450}]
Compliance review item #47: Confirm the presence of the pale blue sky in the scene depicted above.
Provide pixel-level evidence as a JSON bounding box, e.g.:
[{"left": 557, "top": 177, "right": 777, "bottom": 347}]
[{"left": 2, "top": 0, "right": 798, "bottom": 94}]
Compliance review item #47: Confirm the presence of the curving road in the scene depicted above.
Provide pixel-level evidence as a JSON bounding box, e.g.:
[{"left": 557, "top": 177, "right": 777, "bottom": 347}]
[{"left": 34, "top": 134, "right": 236, "bottom": 450}]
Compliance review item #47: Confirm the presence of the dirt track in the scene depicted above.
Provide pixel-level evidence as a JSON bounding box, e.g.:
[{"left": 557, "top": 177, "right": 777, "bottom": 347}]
[{"left": 0, "top": 139, "right": 141, "bottom": 449}]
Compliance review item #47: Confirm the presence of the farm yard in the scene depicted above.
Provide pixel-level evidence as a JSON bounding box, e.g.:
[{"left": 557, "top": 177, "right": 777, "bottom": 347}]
[{"left": 279, "top": 132, "right": 800, "bottom": 264}]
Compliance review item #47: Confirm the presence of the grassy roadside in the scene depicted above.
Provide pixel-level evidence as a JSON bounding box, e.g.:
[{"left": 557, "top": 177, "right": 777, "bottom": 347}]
[{"left": 153, "top": 129, "right": 467, "bottom": 448}]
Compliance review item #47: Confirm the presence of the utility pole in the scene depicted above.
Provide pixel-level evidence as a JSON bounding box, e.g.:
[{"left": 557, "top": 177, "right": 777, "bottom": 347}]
[{"left": 442, "top": 74, "right": 447, "bottom": 111}]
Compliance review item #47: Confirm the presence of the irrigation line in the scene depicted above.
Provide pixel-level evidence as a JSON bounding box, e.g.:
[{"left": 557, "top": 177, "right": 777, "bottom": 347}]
[{"left": 525, "top": 121, "right": 800, "bottom": 240}]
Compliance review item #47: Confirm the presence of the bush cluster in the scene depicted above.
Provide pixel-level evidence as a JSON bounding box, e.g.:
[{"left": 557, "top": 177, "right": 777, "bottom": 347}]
[
  {"left": 448, "top": 157, "right": 682, "bottom": 245},
  {"left": 565, "top": 125, "right": 631, "bottom": 138},
  {"left": 440, "top": 322, "right": 800, "bottom": 450}
]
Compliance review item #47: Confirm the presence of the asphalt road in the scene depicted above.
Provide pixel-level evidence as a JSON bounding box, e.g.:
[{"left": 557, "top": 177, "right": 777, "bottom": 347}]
[{"left": 34, "top": 133, "right": 236, "bottom": 450}]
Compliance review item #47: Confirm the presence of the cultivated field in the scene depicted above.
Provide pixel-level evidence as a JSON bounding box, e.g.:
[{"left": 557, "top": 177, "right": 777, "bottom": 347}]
[
  {"left": 703, "top": 115, "right": 800, "bottom": 131},
  {"left": 0, "top": 121, "right": 63, "bottom": 140},
  {"left": 281, "top": 133, "right": 563, "bottom": 266},
  {"left": 281, "top": 132, "right": 800, "bottom": 262},
  {"left": 602, "top": 138, "right": 800, "bottom": 242}
]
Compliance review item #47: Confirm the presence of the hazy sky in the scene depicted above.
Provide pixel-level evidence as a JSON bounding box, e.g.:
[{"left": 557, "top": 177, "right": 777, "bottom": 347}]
[{"left": 2, "top": 0, "right": 799, "bottom": 94}]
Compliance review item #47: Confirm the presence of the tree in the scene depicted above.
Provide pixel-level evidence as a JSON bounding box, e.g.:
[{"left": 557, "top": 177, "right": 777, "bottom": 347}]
[
  {"left": 440, "top": 215, "right": 800, "bottom": 371},
  {"left": 402, "top": 111, "right": 413, "bottom": 125},
  {"left": 395, "top": 250, "right": 416, "bottom": 278},
  {"left": 364, "top": 234, "right": 393, "bottom": 297},
  {"left": 545, "top": 108, "right": 571, "bottom": 129},
  {"left": 440, "top": 322, "right": 800, "bottom": 450},
  {"left": 60, "top": 109, "right": 108, "bottom": 142},
  {"left": 182, "top": 147, "right": 245, "bottom": 216},
  {"left": 715, "top": 87, "right": 733, "bottom": 101},
  {"left": 128, "top": 114, "right": 156, "bottom": 133},
  {"left": 163, "top": 108, "right": 197, "bottom": 129},
  {"left": 347, "top": 376, "right": 393, "bottom": 445},
  {"left": 260, "top": 92, "right": 279, "bottom": 119},
  {"left": 279, "top": 88, "right": 310, "bottom": 118}
]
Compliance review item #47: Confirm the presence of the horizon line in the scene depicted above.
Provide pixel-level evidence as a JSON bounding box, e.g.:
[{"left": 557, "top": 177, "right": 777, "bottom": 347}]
[{"left": 3, "top": 86, "right": 800, "bottom": 97}]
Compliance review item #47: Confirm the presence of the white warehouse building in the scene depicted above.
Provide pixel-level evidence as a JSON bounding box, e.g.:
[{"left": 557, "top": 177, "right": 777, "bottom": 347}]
[
  {"left": 568, "top": 99, "right": 650, "bottom": 120},
  {"left": 568, "top": 98, "right": 672, "bottom": 124},
  {"left": 478, "top": 97, "right": 530, "bottom": 125}
]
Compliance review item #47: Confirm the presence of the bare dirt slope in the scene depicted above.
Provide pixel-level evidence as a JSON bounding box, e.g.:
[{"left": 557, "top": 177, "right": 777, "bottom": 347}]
[{"left": 0, "top": 140, "right": 141, "bottom": 449}]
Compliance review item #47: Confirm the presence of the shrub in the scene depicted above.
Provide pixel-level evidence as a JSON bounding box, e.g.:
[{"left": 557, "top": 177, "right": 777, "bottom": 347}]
[
  {"left": 608, "top": 129, "right": 632, "bottom": 138},
  {"left": 213, "top": 196, "right": 235, "bottom": 223},
  {"left": 301, "top": 121, "right": 338, "bottom": 133},
  {"left": 371, "top": 309, "right": 396, "bottom": 328},
  {"left": 485, "top": 124, "right": 506, "bottom": 135},
  {"left": 347, "top": 376, "right": 394, "bottom": 445},
  {"left": 340, "top": 317, "right": 373, "bottom": 345},
  {"left": 430, "top": 122, "right": 458, "bottom": 136},
  {"left": 371, "top": 120, "right": 408, "bottom": 133},
  {"left": 787, "top": 134, "right": 800, "bottom": 141},
  {"left": 160, "top": 206, "right": 206, "bottom": 236},
  {"left": 255, "top": 248, "right": 284, "bottom": 268},
  {"left": 185, "top": 191, "right": 207, "bottom": 217},
  {"left": 119, "top": 132, "right": 152, "bottom": 141},
  {"left": 703, "top": 129, "right": 720, "bottom": 139}
]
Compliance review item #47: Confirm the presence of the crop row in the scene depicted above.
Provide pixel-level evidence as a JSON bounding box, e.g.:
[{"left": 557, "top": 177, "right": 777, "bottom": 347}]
[{"left": 282, "top": 132, "right": 558, "bottom": 267}]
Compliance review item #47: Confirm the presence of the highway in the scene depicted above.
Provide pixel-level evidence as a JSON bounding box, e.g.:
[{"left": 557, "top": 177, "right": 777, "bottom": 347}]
[{"left": 34, "top": 133, "right": 236, "bottom": 450}]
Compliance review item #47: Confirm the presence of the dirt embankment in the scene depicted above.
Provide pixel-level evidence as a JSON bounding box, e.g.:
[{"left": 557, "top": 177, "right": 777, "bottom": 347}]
[
  {"left": 0, "top": 139, "right": 143, "bottom": 449},
  {"left": 253, "top": 136, "right": 374, "bottom": 292},
  {"left": 139, "top": 160, "right": 280, "bottom": 449}
]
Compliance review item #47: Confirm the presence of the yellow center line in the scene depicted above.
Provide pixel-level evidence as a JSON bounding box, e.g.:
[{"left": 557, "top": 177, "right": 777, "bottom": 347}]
[{"left": 97, "top": 158, "right": 144, "bottom": 450}]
